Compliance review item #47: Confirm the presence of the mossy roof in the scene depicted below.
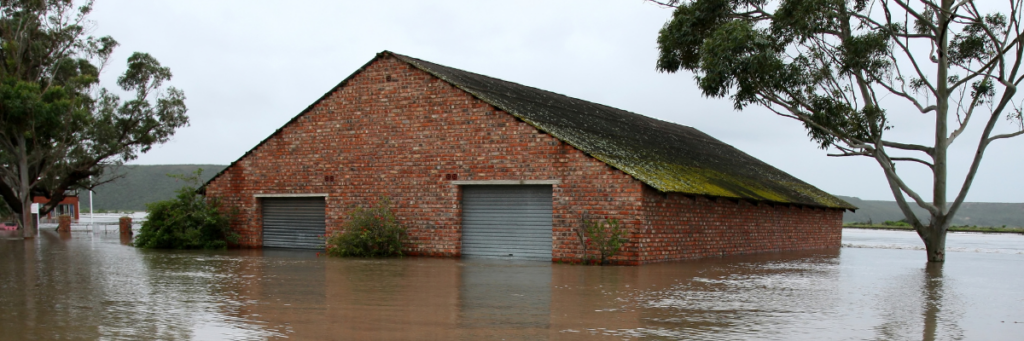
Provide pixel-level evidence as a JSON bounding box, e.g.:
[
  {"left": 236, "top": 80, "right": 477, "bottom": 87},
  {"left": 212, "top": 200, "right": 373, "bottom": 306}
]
[{"left": 390, "top": 52, "right": 855, "bottom": 210}]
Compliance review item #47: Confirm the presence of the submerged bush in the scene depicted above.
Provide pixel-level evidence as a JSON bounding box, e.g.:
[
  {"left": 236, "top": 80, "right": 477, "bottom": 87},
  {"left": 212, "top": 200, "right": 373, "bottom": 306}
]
[
  {"left": 575, "top": 215, "right": 628, "bottom": 265},
  {"left": 134, "top": 170, "right": 237, "bottom": 250},
  {"left": 326, "top": 197, "right": 406, "bottom": 257}
]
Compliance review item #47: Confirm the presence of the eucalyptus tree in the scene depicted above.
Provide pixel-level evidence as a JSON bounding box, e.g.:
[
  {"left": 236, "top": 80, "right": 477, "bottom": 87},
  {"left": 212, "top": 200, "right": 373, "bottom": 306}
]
[
  {"left": 0, "top": 0, "right": 188, "bottom": 237},
  {"left": 653, "top": 0, "right": 1024, "bottom": 262}
]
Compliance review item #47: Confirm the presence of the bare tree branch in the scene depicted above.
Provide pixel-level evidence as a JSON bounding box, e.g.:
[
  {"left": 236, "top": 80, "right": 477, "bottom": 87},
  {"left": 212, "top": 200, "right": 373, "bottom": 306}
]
[
  {"left": 874, "top": 145, "right": 940, "bottom": 216},
  {"left": 890, "top": 157, "right": 937, "bottom": 169},
  {"left": 645, "top": 0, "right": 679, "bottom": 8},
  {"left": 988, "top": 129, "right": 1024, "bottom": 140}
]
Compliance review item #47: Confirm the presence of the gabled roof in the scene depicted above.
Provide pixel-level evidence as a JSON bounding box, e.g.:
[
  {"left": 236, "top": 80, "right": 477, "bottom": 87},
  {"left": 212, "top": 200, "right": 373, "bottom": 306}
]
[{"left": 206, "top": 51, "right": 854, "bottom": 210}]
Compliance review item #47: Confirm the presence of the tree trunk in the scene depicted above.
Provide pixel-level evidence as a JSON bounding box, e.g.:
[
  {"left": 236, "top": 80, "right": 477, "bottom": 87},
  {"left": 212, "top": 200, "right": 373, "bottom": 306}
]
[
  {"left": 18, "top": 136, "right": 33, "bottom": 239},
  {"left": 20, "top": 195, "right": 33, "bottom": 239},
  {"left": 918, "top": 222, "right": 948, "bottom": 263},
  {"left": 930, "top": 0, "right": 951, "bottom": 263}
]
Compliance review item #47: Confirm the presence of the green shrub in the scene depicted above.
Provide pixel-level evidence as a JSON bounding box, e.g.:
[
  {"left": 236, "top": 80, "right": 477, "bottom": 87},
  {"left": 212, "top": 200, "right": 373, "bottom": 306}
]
[
  {"left": 575, "top": 215, "right": 628, "bottom": 265},
  {"left": 326, "top": 197, "right": 406, "bottom": 257},
  {"left": 133, "top": 170, "right": 237, "bottom": 250}
]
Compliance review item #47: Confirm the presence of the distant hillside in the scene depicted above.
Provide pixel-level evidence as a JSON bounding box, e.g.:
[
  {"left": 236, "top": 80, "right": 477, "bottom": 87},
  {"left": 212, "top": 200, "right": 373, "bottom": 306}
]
[
  {"left": 839, "top": 195, "right": 1024, "bottom": 227},
  {"left": 85, "top": 165, "right": 227, "bottom": 212}
]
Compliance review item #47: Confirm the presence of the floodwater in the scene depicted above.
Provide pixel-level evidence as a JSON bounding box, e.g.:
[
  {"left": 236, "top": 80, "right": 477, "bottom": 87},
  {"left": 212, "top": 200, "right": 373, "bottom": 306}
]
[{"left": 1, "top": 229, "right": 1022, "bottom": 340}]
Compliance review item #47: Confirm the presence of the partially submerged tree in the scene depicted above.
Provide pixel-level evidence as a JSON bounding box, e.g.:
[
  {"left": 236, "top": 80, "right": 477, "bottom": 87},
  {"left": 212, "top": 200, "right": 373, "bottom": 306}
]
[
  {"left": 0, "top": 0, "right": 188, "bottom": 238},
  {"left": 653, "top": 0, "right": 1024, "bottom": 262}
]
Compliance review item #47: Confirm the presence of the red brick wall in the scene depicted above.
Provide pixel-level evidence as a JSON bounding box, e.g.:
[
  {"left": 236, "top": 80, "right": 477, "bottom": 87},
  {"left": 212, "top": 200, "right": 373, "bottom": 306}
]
[
  {"left": 637, "top": 186, "right": 843, "bottom": 263},
  {"left": 204, "top": 55, "right": 642, "bottom": 259}
]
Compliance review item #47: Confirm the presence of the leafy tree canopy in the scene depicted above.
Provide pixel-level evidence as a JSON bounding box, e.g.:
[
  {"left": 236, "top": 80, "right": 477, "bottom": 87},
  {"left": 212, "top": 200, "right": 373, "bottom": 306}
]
[
  {"left": 0, "top": 0, "right": 188, "bottom": 236},
  {"left": 653, "top": 0, "right": 1024, "bottom": 262}
]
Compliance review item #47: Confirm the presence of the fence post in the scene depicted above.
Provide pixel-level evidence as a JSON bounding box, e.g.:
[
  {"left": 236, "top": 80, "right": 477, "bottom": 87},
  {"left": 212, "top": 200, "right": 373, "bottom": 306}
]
[
  {"left": 119, "top": 216, "right": 133, "bottom": 236},
  {"left": 57, "top": 215, "right": 72, "bottom": 232}
]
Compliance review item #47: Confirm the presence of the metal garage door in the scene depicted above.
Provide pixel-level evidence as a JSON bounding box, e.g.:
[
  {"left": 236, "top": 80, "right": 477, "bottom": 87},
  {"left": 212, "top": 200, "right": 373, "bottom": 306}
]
[
  {"left": 461, "top": 185, "right": 553, "bottom": 260},
  {"left": 262, "top": 197, "right": 326, "bottom": 249}
]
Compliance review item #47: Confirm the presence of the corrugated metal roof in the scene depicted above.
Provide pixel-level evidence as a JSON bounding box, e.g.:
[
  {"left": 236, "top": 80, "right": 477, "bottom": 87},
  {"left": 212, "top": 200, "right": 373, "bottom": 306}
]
[{"left": 204, "top": 51, "right": 854, "bottom": 210}]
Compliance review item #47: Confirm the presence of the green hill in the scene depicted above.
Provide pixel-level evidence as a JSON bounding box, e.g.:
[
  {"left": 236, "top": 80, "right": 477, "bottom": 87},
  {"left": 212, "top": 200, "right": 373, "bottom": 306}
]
[
  {"left": 839, "top": 195, "right": 1024, "bottom": 228},
  {"left": 85, "top": 165, "right": 227, "bottom": 212}
]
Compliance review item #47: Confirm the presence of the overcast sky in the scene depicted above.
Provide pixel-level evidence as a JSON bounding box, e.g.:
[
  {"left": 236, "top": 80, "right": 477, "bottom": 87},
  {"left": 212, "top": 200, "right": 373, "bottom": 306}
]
[{"left": 87, "top": 0, "right": 1022, "bottom": 203}]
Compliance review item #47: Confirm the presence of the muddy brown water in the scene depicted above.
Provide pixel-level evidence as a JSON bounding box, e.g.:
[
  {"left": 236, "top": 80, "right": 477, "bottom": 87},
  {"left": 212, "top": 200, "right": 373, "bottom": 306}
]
[{"left": 1, "top": 229, "right": 1022, "bottom": 340}]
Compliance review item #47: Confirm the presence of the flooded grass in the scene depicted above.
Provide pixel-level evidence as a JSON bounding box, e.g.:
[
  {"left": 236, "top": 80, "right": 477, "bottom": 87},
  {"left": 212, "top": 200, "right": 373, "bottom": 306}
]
[{"left": 1, "top": 229, "right": 1022, "bottom": 340}]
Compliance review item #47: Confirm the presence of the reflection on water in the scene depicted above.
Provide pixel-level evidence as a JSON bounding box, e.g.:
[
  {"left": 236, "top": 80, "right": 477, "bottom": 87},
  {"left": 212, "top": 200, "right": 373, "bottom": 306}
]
[
  {"left": 459, "top": 259, "right": 551, "bottom": 333},
  {"left": 872, "top": 262, "right": 963, "bottom": 341},
  {"left": 1, "top": 229, "right": 1022, "bottom": 340},
  {"left": 632, "top": 253, "right": 843, "bottom": 340}
]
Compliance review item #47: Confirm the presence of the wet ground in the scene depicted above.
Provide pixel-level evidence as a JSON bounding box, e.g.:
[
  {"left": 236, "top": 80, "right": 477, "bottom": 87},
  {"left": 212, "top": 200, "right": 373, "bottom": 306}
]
[{"left": 1, "top": 229, "right": 1022, "bottom": 340}]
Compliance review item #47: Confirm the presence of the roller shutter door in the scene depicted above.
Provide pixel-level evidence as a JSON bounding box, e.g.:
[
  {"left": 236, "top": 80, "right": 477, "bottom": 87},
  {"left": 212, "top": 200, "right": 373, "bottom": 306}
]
[
  {"left": 461, "top": 185, "right": 553, "bottom": 260},
  {"left": 262, "top": 197, "right": 326, "bottom": 249}
]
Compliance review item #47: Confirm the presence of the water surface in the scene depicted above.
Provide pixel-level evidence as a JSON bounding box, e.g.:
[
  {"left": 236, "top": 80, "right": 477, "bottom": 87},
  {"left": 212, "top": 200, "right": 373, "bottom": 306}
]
[{"left": 1, "top": 229, "right": 1021, "bottom": 340}]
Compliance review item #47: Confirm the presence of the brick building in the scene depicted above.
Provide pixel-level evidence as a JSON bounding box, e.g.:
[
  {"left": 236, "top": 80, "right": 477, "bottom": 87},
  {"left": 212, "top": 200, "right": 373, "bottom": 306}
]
[
  {"left": 33, "top": 195, "right": 80, "bottom": 221},
  {"left": 203, "top": 51, "right": 855, "bottom": 265}
]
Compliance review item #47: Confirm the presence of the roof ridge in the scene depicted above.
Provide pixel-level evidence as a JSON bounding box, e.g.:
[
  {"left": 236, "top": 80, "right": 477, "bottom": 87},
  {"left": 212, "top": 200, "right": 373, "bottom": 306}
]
[{"left": 389, "top": 52, "right": 704, "bottom": 135}]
